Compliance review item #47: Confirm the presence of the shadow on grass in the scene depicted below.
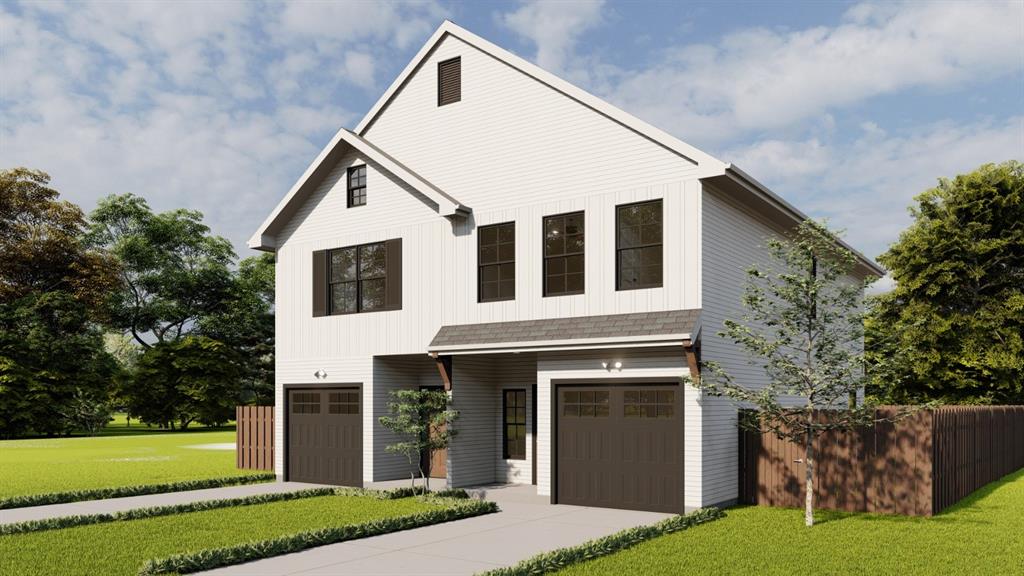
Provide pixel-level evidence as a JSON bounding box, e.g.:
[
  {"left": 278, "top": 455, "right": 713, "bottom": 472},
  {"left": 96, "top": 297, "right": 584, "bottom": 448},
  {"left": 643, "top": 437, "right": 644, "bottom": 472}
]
[{"left": 764, "top": 468, "right": 1024, "bottom": 527}]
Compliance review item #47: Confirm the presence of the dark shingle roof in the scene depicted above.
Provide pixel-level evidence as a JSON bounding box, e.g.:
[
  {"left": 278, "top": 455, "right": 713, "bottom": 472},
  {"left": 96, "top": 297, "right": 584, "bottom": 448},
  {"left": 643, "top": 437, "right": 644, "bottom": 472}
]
[{"left": 428, "top": 309, "right": 700, "bottom": 349}]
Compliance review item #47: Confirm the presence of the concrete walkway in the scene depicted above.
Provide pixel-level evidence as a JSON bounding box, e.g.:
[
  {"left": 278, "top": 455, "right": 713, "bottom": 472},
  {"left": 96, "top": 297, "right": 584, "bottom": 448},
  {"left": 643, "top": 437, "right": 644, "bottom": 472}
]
[
  {"left": 0, "top": 481, "right": 321, "bottom": 525},
  {"left": 198, "top": 484, "right": 673, "bottom": 576}
]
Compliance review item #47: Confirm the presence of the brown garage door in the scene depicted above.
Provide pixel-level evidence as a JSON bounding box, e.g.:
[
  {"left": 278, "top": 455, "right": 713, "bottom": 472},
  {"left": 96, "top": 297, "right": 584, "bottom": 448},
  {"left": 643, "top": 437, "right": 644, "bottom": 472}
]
[
  {"left": 288, "top": 387, "right": 362, "bottom": 486},
  {"left": 557, "top": 384, "right": 681, "bottom": 512}
]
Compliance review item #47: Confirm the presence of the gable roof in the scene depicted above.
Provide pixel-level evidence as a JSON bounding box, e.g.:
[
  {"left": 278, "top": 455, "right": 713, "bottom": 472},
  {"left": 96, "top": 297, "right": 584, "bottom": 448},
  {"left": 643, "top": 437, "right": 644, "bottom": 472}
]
[
  {"left": 352, "top": 20, "right": 883, "bottom": 276},
  {"left": 251, "top": 20, "right": 883, "bottom": 276},
  {"left": 248, "top": 128, "right": 468, "bottom": 251},
  {"left": 355, "top": 20, "right": 726, "bottom": 171}
]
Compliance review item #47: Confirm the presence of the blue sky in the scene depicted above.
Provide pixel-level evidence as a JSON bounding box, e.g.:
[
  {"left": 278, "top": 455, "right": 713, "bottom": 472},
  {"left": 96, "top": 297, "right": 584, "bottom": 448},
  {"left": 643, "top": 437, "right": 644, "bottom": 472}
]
[{"left": 2, "top": 0, "right": 1021, "bottom": 270}]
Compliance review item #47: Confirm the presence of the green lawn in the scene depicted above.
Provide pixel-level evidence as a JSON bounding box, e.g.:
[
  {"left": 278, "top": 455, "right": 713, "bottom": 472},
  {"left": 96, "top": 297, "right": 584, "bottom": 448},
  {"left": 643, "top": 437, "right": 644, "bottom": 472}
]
[
  {"left": 558, "top": 469, "right": 1024, "bottom": 576},
  {"left": 0, "top": 494, "right": 438, "bottom": 576},
  {"left": 0, "top": 429, "right": 248, "bottom": 499}
]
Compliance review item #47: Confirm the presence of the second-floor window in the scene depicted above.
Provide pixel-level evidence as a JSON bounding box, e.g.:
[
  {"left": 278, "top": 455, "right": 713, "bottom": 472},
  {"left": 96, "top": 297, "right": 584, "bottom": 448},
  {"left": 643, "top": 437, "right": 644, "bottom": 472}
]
[
  {"left": 616, "top": 199, "right": 663, "bottom": 290},
  {"left": 330, "top": 242, "right": 386, "bottom": 313},
  {"left": 347, "top": 165, "right": 366, "bottom": 207},
  {"left": 544, "top": 211, "right": 584, "bottom": 296},
  {"left": 479, "top": 222, "right": 515, "bottom": 302}
]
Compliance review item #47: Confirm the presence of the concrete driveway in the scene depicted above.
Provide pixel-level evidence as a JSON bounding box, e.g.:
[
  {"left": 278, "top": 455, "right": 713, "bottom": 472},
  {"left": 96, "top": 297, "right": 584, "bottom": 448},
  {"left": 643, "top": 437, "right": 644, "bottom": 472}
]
[{"left": 199, "top": 484, "right": 673, "bottom": 575}]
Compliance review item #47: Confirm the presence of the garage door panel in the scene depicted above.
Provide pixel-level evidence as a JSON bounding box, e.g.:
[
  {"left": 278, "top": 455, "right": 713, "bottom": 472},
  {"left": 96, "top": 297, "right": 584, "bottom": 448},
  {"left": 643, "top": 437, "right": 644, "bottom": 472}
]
[
  {"left": 288, "top": 388, "right": 362, "bottom": 487},
  {"left": 557, "top": 384, "right": 681, "bottom": 513}
]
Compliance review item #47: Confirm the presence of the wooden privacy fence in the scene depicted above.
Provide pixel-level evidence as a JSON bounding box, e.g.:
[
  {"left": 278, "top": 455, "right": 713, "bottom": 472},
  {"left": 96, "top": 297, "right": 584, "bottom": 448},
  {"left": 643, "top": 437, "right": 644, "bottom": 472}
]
[
  {"left": 236, "top": 406, "right": 274, "bottom": 471},
  {"left": 739, "top": 406, "right": 1024, "bottom": 516}
]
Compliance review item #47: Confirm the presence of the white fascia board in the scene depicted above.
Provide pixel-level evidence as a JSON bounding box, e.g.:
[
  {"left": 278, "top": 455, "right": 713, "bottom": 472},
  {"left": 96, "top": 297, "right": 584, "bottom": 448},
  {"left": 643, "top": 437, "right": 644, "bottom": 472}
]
[
  {"left": 355, "top": 21, "right": 727, "bottom": 174},
  {"left": 427, "top": 333, "right": 691, "bottom": 355},
  {"left": 717, "top": 164, "right": 886, "bottom": 277},
  {"left": 248, "top": 127, "right": 468, "bottom": 252}
]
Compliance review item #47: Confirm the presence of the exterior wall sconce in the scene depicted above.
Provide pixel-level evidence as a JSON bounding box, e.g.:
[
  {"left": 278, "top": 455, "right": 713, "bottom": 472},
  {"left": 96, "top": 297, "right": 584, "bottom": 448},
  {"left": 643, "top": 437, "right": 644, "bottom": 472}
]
[
  {"left": 314, "top": 369, "right": 327, "bottom": 380},
  {"left": 601, "top": 361, "right": 623, "bottom": 372}
]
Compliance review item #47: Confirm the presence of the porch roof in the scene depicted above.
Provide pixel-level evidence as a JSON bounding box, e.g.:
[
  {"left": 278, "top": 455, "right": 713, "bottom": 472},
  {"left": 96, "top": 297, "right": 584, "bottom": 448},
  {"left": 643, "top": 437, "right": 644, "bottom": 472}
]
[{"left": 427, "top": 309, "right": 701, "bottom": 354}]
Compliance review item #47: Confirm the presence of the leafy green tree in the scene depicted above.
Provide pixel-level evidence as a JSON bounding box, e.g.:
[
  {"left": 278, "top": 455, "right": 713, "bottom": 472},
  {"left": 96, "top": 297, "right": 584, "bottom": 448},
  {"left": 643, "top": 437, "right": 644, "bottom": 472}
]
[
  {"left": 126, "top": 336, "right": 242, "bottom": 429},
  {"left": 60, "top": 389, "right": 114, "bottom": 436},
  {"left": 86, "top": 194, "right": 235, "bottom": 348},
  {"left": 693, "top": 220, "right": 883, "bottom": 527},
  {"left": 378, "top": 389, "right": 459, "bottom": 490},
  {"left": 199, "top": 253, "right": 275, "bottom": 404},
  {"left": 0, "top": 169, "right": 118, "bottom": 438},
  {"left": 868, "top": 161, "right": 1023, "bottom": 404}
]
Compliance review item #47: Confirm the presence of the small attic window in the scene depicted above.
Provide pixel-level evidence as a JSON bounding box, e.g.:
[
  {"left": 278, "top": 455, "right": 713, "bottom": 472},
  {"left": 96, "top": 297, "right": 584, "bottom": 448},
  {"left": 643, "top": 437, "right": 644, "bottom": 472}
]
[{"left": 438, "top": 57, "right": 461, "bottom": 106}]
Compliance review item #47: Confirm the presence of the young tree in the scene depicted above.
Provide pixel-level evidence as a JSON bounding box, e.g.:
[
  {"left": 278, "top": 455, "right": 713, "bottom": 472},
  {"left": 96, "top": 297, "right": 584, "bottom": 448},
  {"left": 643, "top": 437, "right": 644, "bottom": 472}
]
[
  {"left": 60, "top": 389, "right": 114, "bottom": 436},
  {"left": 868, "top": 161, "right": 1023, "bottom": 404},
  {"left": 693, "top": 220, "right": 881, "bottom": 527},
  {"left": 378, "top": 389, "right": 459, "bottom": 490}
]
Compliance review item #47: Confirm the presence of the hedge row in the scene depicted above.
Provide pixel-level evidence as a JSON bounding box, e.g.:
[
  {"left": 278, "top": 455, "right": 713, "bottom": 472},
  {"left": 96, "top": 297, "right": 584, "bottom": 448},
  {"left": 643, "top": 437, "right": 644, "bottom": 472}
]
[
  {"left": 0, "top": 473, "right": 276, "bottom": 510},
  {"left": 479, "top": 507, "right": 726, "bottom": 576},
  {"left": 0, "top": 487, "right": 336, "bottom": 535},
  {"left": 137, "top": 499, "right": 500, "bottom": 575}
]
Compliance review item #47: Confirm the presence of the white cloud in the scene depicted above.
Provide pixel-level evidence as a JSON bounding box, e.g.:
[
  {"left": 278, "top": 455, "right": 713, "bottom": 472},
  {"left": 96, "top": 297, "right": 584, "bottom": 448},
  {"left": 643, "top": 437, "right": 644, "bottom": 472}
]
[
  {"left": 726, "top": 117, "right": 1024, "bottom": 259},
  {"left": 0, "top": 1, "right": 446, "bottom": 256},
  {"left": 599, "top": 1, "right": 1023, "bottom": 145},
  {"left": 499, "top": 0, "right": 606, "bottom": 74}
]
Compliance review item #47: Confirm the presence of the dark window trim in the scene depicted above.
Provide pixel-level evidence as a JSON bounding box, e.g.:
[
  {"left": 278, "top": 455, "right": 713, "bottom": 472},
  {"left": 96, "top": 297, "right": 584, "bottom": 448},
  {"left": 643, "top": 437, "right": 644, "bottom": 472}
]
[
  {"left": 615, "top": 199, "right": 663, "bottom": 291},
  {"left": 543, "top": 210, "right": 585, "bottom": 297},
  {"left": 347, "top": 165, "right": 367, "bottom": 208},
  {"left": 503, "top": 388, "right": 527, "bottom": 460},
  {"left": 328, "top": 241, "right": 385, "bottom": 315},
  {"left": 438, "top": 56, "right": 461, "bottom": 106},
  {"left": 478, "top": 221, "right": 516, "bottom": 303}
]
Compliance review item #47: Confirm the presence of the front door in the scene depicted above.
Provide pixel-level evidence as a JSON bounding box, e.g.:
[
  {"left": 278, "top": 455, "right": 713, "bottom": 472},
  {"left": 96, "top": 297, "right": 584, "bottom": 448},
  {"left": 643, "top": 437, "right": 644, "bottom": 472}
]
[{"left": 420, "top": 386, "right": 447, "bottom": 479}]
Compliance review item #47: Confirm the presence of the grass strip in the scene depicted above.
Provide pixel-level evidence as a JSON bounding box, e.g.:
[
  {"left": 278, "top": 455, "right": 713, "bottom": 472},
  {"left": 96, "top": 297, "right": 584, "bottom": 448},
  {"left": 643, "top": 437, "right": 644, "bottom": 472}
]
[
  {"left": 479, "top": 507, "right": 725, "bottom": 576},
  {"left": 0, "top": 487, "right": 333, "bottom": 535},
  {"left": 0, "top": 473, "right": 275, "bottom": 510},
  {"left": 137, "top": 499, "right": 499, "bottom": 575},
  {"left": 0, "top": 485, "right": 472, "bottom": 535}
]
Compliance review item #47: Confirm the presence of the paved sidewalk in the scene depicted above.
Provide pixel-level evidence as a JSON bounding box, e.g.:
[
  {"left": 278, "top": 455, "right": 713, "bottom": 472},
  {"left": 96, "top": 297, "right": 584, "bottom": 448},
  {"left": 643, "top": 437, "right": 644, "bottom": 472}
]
[
  {"left": 199, "top": 484, "right": 673, "bottom": 576},
  {"left": 0, "top": 481, "right": 321, "bottom": 525}
]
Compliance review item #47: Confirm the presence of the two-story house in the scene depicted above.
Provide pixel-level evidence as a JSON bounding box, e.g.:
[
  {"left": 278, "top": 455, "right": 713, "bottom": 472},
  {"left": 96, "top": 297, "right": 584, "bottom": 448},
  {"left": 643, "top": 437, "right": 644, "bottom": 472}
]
[{"left": 249, "top": 21, "right": 883, "bottom": 513}]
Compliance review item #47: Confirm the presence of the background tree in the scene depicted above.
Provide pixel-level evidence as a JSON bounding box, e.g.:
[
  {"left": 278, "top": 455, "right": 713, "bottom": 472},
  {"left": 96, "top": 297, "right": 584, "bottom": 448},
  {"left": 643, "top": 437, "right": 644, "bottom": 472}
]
[
  {"left": 86, "top": 193, "right": 235, "bottom": 348},
  {"left": 868, "top": 161, "right": 1023, "bottom": 404},
  {"left": 125, "top": 336, "right": 242, "bottom": 429},
  {"left": 693, "top": 220, "right": 882, "bottom": 527},
  {"left": 0, "top": 168, "right": 118, "bottom": 438},
  {"left": 378, "top": 389, "right": 459, "bottom": 490},
  {"left": 199, "top": 253, "right": 275, "bottom": 404}
]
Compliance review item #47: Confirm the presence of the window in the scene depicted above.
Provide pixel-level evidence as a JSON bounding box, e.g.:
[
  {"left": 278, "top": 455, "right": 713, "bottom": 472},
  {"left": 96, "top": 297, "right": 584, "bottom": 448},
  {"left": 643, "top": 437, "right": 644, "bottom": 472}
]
[
  {"left": 624, "top": 390, "right": 675, "bottom": 418},
  {"left": 562, "top": 390, "right": 610, "bottom": 417},
  {"left": 328, "top": 391, "right": 359, "bottom": 415},
  {"left": 478, "top": 222, "right": 515, "bottom": 302},
  {"left": 291, "top": 392, "right": 320, "bottom": 414},
  {"left": 543, "top": 211, "right": 584, "bottom": 296},
  {"left": 347, "top": 165, "right": 366, "bottom": 207},
  {"left": 329, "top": 242, "right": 386, "bottom": 314},
  {"left": 503, "top": 389, "right": 527, "bottom": 460},
  {"left": 616, "top": 199, "right": 663, "bottom": 290},
  {"left": 438, "top": 56, "right": 461, "bottom": 106}
]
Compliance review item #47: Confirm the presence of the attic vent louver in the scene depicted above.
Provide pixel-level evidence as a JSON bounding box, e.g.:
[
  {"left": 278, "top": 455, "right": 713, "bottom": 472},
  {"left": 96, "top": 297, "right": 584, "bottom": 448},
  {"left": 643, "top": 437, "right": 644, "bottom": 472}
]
[{"left": 438, "top": 57, "right": 461, "bottom": 106}]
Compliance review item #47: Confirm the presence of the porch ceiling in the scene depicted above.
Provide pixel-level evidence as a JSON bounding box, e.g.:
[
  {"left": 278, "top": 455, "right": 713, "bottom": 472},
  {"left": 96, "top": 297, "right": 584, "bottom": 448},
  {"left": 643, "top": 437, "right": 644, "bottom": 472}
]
[{"left": 427, "top": 309, "right": 701, "bottom": 354}]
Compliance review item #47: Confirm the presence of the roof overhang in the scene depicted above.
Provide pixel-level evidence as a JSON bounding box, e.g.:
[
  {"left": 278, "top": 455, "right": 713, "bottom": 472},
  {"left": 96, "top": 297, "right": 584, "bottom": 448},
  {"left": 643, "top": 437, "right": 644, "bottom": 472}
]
[
  {"left": 427, "top": 333, "right": 693, "bottom": 356},
  {"left": 702, "top": 165, "right": 886, "bottom": 278},
  {"left": 248, "top": 128, "right": 469, "bottom": 252}
]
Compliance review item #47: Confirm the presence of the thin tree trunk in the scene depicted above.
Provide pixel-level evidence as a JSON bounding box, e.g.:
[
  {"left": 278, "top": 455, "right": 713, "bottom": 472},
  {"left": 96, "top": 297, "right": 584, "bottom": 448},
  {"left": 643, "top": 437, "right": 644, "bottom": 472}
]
[{"left": 805, "top": 425, "right": 815, "bottom": 527}]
